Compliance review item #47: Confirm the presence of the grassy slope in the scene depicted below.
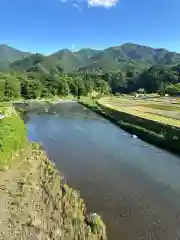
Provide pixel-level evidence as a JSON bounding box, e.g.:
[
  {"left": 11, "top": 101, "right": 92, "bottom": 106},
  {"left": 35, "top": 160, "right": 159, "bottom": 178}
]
[{"left": 0, "top": 112, "right": 27, "bottom": 167}]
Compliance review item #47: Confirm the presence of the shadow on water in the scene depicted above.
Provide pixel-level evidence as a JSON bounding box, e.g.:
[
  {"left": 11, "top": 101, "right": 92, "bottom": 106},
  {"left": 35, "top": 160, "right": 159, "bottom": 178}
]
[{"left": 17, "top": 101, "right": 180, "bottom": 240}]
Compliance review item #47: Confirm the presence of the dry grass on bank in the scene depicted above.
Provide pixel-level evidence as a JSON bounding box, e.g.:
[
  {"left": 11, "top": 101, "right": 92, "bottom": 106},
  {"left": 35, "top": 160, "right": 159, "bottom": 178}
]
[
  {"left": 0, "top": 143, "right": 107, "bottom": 240},
  {"left": 99, "top": 96, "right": 180, "bottom": 128}
]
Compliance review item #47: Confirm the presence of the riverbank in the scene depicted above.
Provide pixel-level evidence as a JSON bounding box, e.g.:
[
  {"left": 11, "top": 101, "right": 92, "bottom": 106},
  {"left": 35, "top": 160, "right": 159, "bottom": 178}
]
[
  {"left": 15, "top": 99, "right": 76, "bottom": 104},
  {"left": 22, "top": 100, "right": 180, "bottom": 240},
  {"left": 13, "top": 98, "right": 76, "bottom": 115},
  {"left": 13, "top": 95, "right": 76, "bottom": 103},
  {"left": 0, "top": 106, "right": 107, "bottom": 239},
  {"left": 79, "top": 97, "right": 180, "bottom": 154},
  {"left": 0, "top": 113, "right": 27, "bottom": 168}
]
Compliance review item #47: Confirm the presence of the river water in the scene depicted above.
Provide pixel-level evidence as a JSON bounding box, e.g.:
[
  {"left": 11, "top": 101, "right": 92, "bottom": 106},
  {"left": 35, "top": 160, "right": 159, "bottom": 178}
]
[{"left": 19, "top": 102, "right": 180, "bottom": 240}]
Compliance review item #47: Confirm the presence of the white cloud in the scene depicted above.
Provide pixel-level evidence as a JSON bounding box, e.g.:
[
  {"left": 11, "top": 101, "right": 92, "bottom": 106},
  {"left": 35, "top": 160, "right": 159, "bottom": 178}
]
[
  {"left": 71, "top": 44, "right": 75, "bottom": 50},
  {"left": 72, "top": 2, "right": 82, "bottom": 11},
  {"left": 88, "top": 0, "right": 118, "bottom": 7},
  {"left": 59, "top": 0, "right": 118, "bottom": 9}
]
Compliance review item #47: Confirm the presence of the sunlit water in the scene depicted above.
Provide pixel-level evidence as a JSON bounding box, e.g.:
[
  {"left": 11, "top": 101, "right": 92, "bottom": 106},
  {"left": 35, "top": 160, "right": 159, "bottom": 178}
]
[{"left": 17, "top": 102, "right": 180, "bottom": 240}]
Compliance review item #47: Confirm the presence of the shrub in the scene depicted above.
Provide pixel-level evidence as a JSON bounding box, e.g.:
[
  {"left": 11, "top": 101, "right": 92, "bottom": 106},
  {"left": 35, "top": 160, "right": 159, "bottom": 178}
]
[{"left": 0, "top": 115, "right": 27, "bottom": 167}]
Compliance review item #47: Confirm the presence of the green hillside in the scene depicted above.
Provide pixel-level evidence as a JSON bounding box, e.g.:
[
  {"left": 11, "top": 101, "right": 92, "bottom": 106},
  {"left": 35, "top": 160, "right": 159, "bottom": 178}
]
[
  {"left": 136, "top": 64, "right": 180, "bottom": 92},
  {"left": 1, "top": 42, "right": 180, "bottom": 98},
  {"left": 6, "top": 43, "right": 180, "bottom": 74},
  {"left": 49, "top": 49, "right": 81, "bottom": 72},
  {"left": 0, "top": 44, "right": 31, "bottom": 71},
  {"left": 120, "top": 43, "right": 180, "bottom": 65},
  {"left": 10, "top": 53, "right": 44, "bottom": 72},
  {"left": 74, "top": 48, "right": 101, "bottom": 63}
]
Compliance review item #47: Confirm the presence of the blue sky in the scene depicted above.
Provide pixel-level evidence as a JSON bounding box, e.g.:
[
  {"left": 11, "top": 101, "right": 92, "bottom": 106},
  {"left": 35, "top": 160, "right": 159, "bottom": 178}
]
[{"left": 0, "top": 0, "right": 180, "bottom": 54}]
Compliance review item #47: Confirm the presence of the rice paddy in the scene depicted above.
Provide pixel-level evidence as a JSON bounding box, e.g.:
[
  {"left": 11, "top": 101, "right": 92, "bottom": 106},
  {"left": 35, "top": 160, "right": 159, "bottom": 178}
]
[{"left": 99, "top": 96, "right": 180, "bottom": 127}]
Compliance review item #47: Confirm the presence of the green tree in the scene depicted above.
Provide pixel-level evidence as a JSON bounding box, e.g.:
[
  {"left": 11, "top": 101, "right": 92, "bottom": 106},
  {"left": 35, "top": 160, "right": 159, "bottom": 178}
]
[
  {"left": 0, "top": 74, "right": 5, "bottom": 99},
  {"left": 22, "top": 79, "right": 42, "bottom": 99},
  {"left": 57, "top": 77, "right": 70, "bottom": 96},
  {"left": 4, "top": 75, "right": 21, "bottom": 99},
  {"left": 165, "top": 83, "right": 180, "bottom": 96}
]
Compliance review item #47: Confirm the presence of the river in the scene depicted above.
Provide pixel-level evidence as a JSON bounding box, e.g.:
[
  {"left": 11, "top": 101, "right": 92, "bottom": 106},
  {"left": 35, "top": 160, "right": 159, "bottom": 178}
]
[{"left": 18, "top": 101, "right": 180, "bottom": 240}]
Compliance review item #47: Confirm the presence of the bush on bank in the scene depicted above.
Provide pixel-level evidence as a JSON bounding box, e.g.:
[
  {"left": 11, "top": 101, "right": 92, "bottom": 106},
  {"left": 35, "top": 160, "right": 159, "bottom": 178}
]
[{"left": 0, "top": 114, "right": 27, "bottom": 167}]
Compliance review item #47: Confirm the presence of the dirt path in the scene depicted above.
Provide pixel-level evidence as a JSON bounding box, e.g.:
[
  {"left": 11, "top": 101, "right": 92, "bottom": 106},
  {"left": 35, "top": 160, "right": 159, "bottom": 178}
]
[
  {"left": 0, "top": 147, "right": 31, "bottom": 182},
  {"left": 0, "top": 146, "right": 39, "bottom": 239}
]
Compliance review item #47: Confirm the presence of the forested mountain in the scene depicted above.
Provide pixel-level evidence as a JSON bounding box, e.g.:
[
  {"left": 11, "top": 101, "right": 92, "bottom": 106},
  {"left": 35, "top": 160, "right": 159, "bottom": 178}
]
[
  {"left": 0, "top": 44, "right": 31, "bottom": 71},
  {"left": 74, "top": 48, "right": 101, "bottom": 63},
  {"left": 136, "top": 64, "right": 180, "bottom": 93},
  {"left": 116, "top": 43, "right": 180, "bottom": 65},
  {"left": 82, "top": 43, "right": 180, "bottom": 72},
  {"left": 49, "top": 49, "right": 82, "bottom": 72},
  {"left": 1, "top": 42, "right": 180, "bottom": 100},
  {"left": 10, "top": 54, "right": 44, "bottom": 72},
  {"left": 2, "top": 43, "right": 180, "bottom": 74}
]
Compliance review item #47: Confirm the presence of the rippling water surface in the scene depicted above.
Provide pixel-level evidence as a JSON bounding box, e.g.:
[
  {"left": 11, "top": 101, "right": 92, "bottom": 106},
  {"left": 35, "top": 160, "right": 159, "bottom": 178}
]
[{"left": 17, "top": 102, "right": 180, "bottom": 240}]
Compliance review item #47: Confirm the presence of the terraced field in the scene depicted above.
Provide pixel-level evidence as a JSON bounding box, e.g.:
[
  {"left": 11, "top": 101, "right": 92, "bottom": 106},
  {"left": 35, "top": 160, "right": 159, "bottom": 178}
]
[{"left": 99, "top": 96, "right": 180, "bottom": 127}]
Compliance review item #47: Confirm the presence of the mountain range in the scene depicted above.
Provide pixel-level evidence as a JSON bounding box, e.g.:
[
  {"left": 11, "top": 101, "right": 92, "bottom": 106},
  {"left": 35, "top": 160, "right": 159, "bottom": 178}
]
[
  {"left": 0, "top": 44, "right": 31, "bottom": 71},
  {"left": 1, "top": 43, "right": 180, "bottom": 74}
]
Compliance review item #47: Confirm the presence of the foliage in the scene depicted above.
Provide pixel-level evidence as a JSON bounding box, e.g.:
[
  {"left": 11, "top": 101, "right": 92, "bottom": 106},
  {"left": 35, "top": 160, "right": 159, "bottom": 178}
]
[
  {"left": 1, "top": 43, "right": 180, "bottom": 98},
  {"left": 0, "top": 114, "right": 27, "bottom": 167},
  {"left": 0, "top": 71, "right": 112, "bottom": 100},
  {"left": 136, "top": 65, "right": 180, "bottom": 93},
  {"left": 0, "top": 77, "right": 5, "bottom": 100},
  {"left": 0, "top": 73, "right": 21, "bottom": 99},
  {"left": 165, "top": 83, "right": 180, "bottom": 95},
  {"left": 2, "top": 61, "right": 180, "bottom": 99}
]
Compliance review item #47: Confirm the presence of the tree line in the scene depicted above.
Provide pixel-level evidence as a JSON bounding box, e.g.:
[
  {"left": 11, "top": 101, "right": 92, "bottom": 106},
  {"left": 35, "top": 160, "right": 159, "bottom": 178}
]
[
  {"left": 1, "top": 63, "right": 180, "bottom": 100},
  {"left": 0, "top": 72, "right": 111, "bottom": 100}
]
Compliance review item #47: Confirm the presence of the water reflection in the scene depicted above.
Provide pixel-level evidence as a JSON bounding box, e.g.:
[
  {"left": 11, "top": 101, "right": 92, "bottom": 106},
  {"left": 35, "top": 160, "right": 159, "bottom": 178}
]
[{"left": 18, "top": 102, "right": 180, "bottom": 240}]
